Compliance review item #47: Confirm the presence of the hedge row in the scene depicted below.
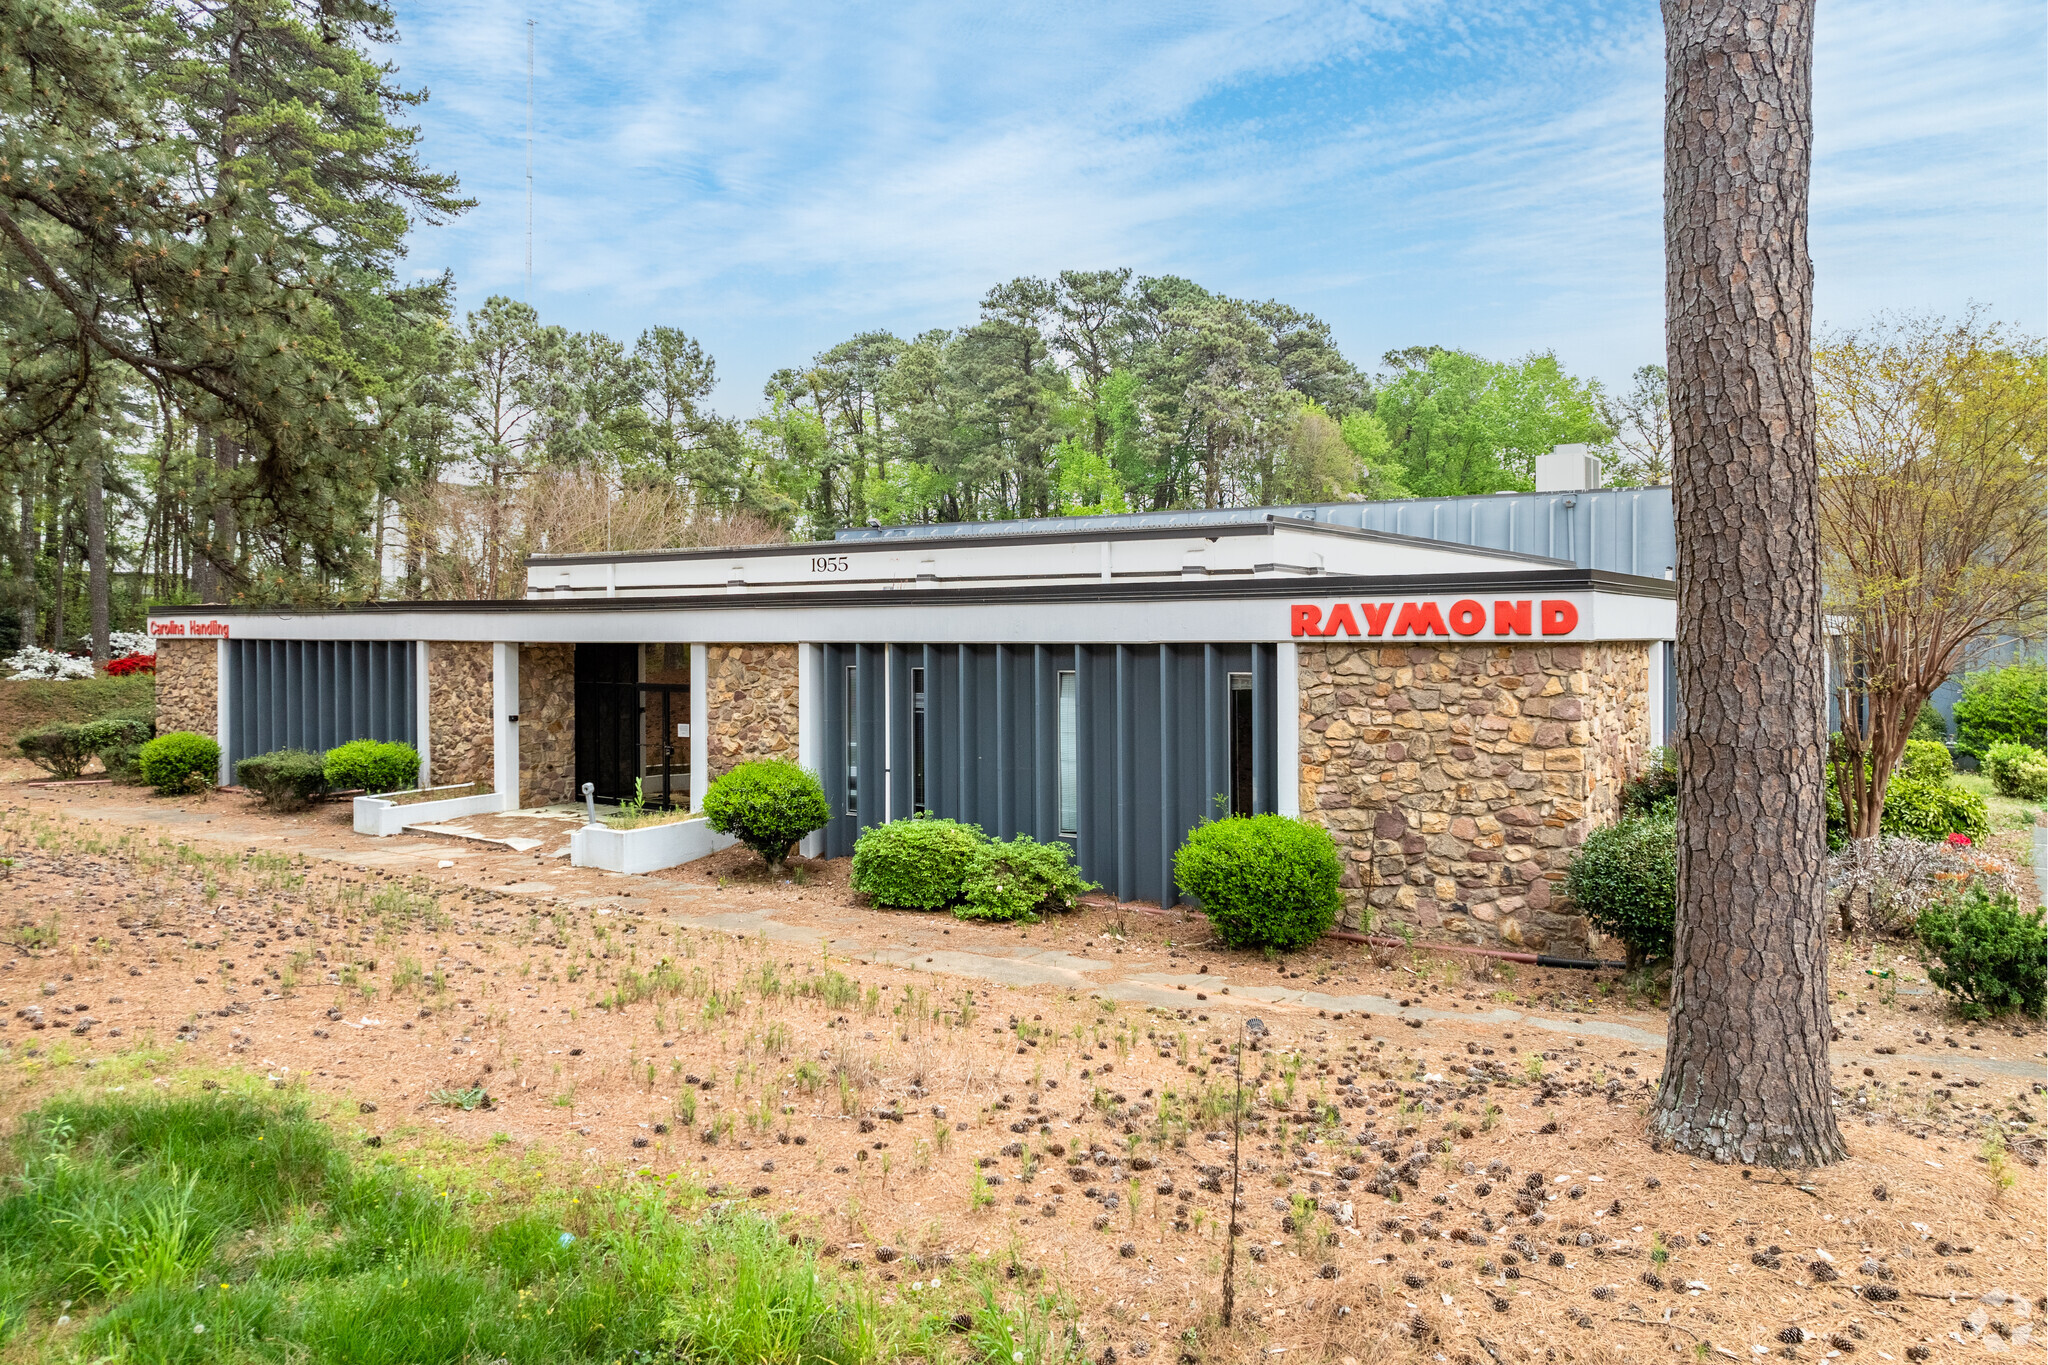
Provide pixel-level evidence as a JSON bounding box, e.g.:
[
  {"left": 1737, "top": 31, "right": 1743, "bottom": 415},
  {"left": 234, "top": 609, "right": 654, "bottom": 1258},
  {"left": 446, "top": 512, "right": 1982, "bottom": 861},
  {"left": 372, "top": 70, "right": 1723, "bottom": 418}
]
[{"left": 17, "top": 718, "right": 423, "bottom": 804}]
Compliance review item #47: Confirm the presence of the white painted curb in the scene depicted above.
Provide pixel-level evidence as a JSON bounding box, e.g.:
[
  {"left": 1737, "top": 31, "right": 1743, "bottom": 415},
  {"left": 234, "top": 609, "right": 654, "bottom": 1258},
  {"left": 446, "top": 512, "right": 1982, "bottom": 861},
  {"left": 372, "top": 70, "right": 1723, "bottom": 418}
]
[
  {"left": 353, "top": 788, "right": 503, "bottom": 837},
  {"left": 569, "top": 815, "right": 736, "bottom": 875}
]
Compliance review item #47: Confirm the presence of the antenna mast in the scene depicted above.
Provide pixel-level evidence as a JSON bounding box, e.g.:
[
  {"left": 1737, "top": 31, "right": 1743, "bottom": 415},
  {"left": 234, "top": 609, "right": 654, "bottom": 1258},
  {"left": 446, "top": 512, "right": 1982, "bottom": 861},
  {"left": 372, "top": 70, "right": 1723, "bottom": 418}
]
[{"left": 525, "top": 17, "right": 535, "bottom": 300}]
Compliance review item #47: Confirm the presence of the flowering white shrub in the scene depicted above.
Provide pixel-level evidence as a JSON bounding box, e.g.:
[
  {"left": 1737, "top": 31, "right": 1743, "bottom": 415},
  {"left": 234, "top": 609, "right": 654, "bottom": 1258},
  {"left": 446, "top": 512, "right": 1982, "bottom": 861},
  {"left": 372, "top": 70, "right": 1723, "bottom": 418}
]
[
  {"left": 70, "top": 630, "right": 157, "bottom": 658},
  {"left": 4, "top": 646, "right": 96, "bottom": 681},
  {"left": 1826, "top": 835, "right": 2022, "bottom": 936}
]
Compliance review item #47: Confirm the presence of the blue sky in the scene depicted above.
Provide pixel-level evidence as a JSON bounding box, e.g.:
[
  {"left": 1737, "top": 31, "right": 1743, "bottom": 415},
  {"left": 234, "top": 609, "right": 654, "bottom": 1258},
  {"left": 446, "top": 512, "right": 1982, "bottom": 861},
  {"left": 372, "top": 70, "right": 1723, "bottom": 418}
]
[{"left": 388, "top": 0, "right": 2046, "bottom": 415}]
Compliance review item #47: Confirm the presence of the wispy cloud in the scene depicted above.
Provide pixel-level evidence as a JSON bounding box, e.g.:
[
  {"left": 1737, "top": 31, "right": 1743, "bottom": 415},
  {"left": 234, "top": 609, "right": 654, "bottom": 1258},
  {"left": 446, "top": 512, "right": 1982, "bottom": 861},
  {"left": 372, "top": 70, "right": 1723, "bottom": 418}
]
[{"left": 389, "top": 0, "right": 2045, "bottom": 410}]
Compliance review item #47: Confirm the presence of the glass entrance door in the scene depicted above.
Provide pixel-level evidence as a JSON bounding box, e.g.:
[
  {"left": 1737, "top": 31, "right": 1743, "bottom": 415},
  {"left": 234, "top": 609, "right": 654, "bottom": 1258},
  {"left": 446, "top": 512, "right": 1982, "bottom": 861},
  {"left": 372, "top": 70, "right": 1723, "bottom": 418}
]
[{"left": 638, "top": 683, "right": 689, "bottom": 808}]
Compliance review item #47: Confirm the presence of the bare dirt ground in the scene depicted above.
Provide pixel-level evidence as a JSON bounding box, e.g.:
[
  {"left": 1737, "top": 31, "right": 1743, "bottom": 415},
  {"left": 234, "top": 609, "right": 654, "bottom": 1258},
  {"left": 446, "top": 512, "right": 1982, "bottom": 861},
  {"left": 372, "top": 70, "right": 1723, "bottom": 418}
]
[{"left": 2, "top": 782, "right": 2043, "bottom": 1365}]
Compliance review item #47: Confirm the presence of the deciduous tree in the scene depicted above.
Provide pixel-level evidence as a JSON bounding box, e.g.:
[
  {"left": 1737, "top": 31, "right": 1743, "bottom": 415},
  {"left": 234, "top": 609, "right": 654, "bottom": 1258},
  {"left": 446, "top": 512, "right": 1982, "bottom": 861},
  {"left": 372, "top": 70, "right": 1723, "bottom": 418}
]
[
  {"left": 1601, "top": 365, "right": 1673, "bottom": 487},
  {"left": 1819, "top": 312, "right": 2046, "bottom": 842}
]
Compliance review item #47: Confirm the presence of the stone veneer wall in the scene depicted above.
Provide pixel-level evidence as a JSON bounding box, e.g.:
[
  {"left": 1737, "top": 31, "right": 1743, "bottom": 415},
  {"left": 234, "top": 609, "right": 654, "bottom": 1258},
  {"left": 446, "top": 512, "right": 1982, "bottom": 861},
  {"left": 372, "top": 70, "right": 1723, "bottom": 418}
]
[
  {"left": 1297, "top": 641, "right": 1650, "bottom": 950},
  {"left": 154, "top": 639, "right": 217, "bottom": 737},
  {"left": 704, "top": 644, "right": 799, "bottom": 778},
  {"left": 427, "top": 642, "right": 493, "bottom": 787},
  {"left": 519, "top": 643, "right": 575, "bottom": 807}
]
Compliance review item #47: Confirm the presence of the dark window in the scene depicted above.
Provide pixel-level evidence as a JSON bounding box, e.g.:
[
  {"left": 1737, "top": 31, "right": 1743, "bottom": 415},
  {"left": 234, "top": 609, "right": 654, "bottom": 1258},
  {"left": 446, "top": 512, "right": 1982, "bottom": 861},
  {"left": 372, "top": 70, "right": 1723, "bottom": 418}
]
[
  {"left": 1057, "top": 670, "right": 1077, "bottom": 836},
  {"left": 1228, "top": 672, "right": 1254, "bottom": 817},
  {"left": 911, "top": 666, "right": 927, "bottom": 815},
  {"left": 845, "top": 664, "right": 859, "bottom": 817}
]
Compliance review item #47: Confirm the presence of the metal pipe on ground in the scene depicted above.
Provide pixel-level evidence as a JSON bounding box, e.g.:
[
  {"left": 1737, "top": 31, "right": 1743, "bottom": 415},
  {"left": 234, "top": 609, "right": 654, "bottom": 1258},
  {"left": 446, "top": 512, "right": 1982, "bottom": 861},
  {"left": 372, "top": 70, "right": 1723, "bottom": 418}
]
[{"left": 1323, "top": 929, "right": 1627, "bottom": 972}]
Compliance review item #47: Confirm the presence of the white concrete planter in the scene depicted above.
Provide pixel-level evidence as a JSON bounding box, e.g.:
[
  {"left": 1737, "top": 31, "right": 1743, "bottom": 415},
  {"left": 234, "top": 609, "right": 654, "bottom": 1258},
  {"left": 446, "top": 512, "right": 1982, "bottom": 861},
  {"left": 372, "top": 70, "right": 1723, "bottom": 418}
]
[
  {"left": 353, "top": 787, "right": 503, "bottom": 837},
  {"left": 569, "top": 815, "right": 735, "bottom": 874}
]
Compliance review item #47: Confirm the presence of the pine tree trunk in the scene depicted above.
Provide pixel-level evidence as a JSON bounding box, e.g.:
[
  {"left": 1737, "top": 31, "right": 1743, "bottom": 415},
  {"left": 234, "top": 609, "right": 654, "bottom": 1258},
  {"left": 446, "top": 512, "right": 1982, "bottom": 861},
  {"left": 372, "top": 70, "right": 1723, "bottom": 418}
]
[
  {"left": 85, "top": 436, "right": 109, "bottom": 664},
  {"left": 1653, "top": 0, "right": 1848, "bottom": 1167},
  {"left": 15, "top": 476, "right": 35, "bottom": 650},
  {"left": 209, "top": 432, "right": 240, "bottom": 601},
  {"left": 192, "top": 428, "right": 217, "bottom": 604},
  {"left": 50, "top": 506, "right": 66, "bottom": 654}
]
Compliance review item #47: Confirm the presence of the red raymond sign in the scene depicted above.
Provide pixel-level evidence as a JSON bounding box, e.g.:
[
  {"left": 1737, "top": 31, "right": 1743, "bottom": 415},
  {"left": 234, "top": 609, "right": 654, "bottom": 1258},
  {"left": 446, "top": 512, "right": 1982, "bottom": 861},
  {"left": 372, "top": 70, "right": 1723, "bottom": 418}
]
[{"left": 1290, "top": 598, "right": 1578, "bottom": 639}]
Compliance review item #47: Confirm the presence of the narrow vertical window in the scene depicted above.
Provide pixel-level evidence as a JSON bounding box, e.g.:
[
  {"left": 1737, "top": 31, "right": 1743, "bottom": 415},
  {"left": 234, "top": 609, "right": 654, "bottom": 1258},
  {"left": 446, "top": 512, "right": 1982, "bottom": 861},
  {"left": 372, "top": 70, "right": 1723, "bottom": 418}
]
[
  {"left": 844, "top": 664, "right": 858, "bottom": 817},
  {"left": 1057, "top": 670, "right": 1078, "bottom": 837},
  {"left": 911, "top": 666, "right": 927, "bottom": 815},
  {"left": 1228, "top": 672, "right": 1254, "bottom": 817}
]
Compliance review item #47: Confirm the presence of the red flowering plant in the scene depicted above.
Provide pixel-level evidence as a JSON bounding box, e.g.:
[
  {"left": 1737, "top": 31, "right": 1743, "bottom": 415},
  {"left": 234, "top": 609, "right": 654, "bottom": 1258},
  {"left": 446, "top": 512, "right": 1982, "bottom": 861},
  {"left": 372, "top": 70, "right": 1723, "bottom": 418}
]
[
  {"left": 1945, "top": 832, "right": 1973, "bottom": 849},
  {"left": 103, "top": 653, "right": 156, "bottom": 676}
]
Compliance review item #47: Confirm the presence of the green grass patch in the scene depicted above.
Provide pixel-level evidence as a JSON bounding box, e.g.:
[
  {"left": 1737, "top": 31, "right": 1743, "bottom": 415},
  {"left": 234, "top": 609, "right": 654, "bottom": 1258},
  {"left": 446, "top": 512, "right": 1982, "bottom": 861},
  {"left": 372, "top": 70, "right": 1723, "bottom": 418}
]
[
  {"left": 1952, "top": 770, "right": 2046, "bottom": 834},
  {"left": 603, "top": 806, "right": 697, "bottom": 831},
  {"left": 0, "top": 1089, "right": 1079, "bottom": 1363}
]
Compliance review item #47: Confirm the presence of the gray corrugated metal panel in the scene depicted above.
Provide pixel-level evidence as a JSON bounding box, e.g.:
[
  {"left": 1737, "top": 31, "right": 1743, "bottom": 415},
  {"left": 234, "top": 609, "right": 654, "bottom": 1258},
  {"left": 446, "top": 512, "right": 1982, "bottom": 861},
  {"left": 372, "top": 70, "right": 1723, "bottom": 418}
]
[
  {"left": 224, "top": 639, "right": 416, "bottom": 769},
  {"left": 819, "top": 641, "right": 1274, "bottom": 905},
  {"left": 833, "top": 488, "right": 1676, "bottom": 578}
]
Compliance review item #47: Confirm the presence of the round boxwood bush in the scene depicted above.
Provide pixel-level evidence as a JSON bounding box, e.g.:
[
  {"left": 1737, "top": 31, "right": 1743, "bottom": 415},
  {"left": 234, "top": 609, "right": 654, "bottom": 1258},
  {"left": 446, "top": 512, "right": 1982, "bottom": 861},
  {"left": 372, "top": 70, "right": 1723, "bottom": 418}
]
[
  {"left": 137, "top": 731, "right": 221, "bottom": 795},
  {"left": 236, "top": 749, "right": 330, "bottom": 812},
  {"left": 322, "top": 740, "right": 420, "bottom": 794},
  {"left": 1898, "top": 738, "right": 1954, "bottom": 782},
  {"left": 852, "top": 817, "right": 986, "bottom": 909},
  {"left": 1951, "top": 660, "right": 2046, "bottom": 759},
  {"left": 1982, "top": 741, "right": 2047, "bottom": 801},
  {"left": 1564, "top": 811, "right": 1676, "bottom": 972},
  {"left": 702, "top": 759, "right": 831, "bottom": 873},
  {"left": 1173, "top": 815, "right": 1342, "bottom": 950},
  {"left": 956, "top": 834, "right": 1095, "bottom": 923}
]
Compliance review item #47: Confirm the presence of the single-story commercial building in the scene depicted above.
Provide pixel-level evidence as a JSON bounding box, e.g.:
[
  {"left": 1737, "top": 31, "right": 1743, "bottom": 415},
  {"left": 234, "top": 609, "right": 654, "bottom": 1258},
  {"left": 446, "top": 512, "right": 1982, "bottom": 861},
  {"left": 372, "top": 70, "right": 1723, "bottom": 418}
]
[{"left": 147, "top": 487, "right": 1676, "bottom": 951}]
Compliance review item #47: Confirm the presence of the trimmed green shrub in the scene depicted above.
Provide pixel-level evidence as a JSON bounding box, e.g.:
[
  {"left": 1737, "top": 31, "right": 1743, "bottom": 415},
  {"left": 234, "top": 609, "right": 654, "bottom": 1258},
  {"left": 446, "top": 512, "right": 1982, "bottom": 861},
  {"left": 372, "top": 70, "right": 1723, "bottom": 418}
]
[
  {"left": 1879, "top": 776, "right": 1989, "bottom": 843},
  {"left": 1915, "top": 887, "right": 2047, "bottom": 1020},
  {"left": 1564, "top": 811, "right": 1676, "bottom": 971},
  {"left": 1951, "top": 660, "right": 2046, "bottom": 759},
  {"left": 701, "top": 759, "right": 831, "bottom": 872},
  {"left": 1173, "top": 814, "right": 1342, "bottom": 951},
  {"left": 98, "top": 741, "right": 146, "bottom": 784},
  {"left": 137, "top": 731, "right": 220, "bottom": 795},
  {"left": 851, "top": 817, "right": 986, "bottom": 909},
  {"left": 956, "top": 834, "right": 1094, "bottom": 923},
  {"left": 1898, "top": 738, "right": 1953, "bottom": 782},
  {"left": 17, "top": 722, "right": 96, "bottom": 778},
  {"left": 321, "top": 740, "right": 420, "bottom": 794},
  {"left": 236, "top": 749, "right": 330, "bottom": 812},
  {"left": 1982, "top": 741, "right": 2048, "bottom": 801},
  {"left": 1619, "top": 745, "right": 1678, "bottom": 818},
  {"left": 86, "top": 706, "right": 156, "bottom": 785},
  {"left": 78, "top": 714, "right": 152, "bottom": 749},
  {"left": 1908, "top": 699, "right": 1948, "bottom": 742}
]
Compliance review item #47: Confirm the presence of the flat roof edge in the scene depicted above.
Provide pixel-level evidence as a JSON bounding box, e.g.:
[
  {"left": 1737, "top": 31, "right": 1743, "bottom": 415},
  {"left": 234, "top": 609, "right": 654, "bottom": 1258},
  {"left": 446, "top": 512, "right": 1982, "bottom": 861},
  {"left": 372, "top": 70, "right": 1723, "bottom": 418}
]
[
  {"left": 523, "top": 514, "right": 1572, "bottom": 570},
  {"left": 151, "top": 567, "right": 1673, "bottom": 620}
]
